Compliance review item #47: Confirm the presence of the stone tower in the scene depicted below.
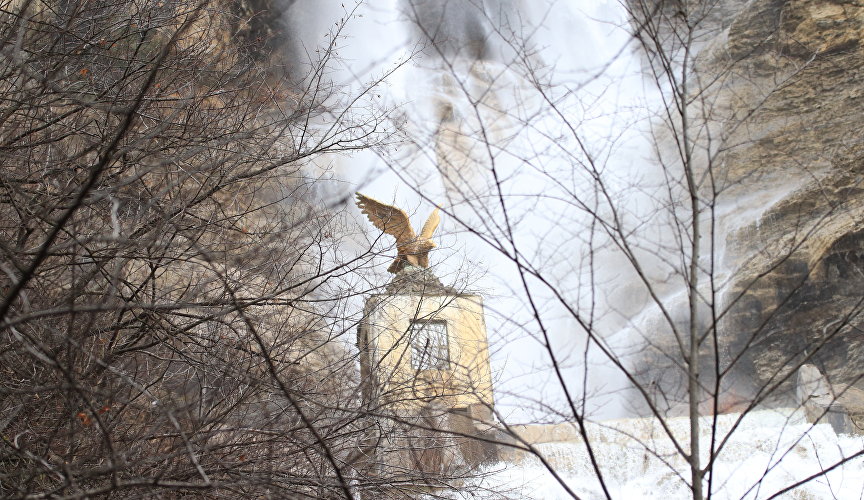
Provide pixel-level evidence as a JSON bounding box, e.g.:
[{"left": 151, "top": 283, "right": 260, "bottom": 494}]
[{"left": 357, "top": 267, "right": 497, "bottom": 465}]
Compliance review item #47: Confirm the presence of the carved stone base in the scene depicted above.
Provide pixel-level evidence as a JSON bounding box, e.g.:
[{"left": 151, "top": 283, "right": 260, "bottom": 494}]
[{"left": 385, "top": 265, "right": 457, "bottom": 295}]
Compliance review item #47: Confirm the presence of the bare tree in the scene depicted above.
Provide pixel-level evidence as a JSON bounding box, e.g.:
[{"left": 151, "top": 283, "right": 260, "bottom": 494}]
[{"left": 0, "top": 1, "right": 485, "bottom": 498}]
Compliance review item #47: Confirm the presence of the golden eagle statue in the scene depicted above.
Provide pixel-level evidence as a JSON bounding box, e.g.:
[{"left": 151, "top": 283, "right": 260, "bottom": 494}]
[{"left": 356, "top": 193, "right": 440, "bottom": 274}]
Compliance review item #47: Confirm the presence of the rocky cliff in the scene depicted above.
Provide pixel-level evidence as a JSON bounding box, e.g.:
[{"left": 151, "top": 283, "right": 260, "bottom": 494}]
[
  {"left": 627, "top": 0, "right": 864, "bottom": 411},
  {"left": 714, "top": 0, "right": 864, "bottom": 403}
]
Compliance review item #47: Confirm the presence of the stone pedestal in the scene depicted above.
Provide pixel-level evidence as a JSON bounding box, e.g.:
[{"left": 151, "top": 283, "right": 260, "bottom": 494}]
[{"left": 357, "top": 267, "right": 498, "bottom": 472}]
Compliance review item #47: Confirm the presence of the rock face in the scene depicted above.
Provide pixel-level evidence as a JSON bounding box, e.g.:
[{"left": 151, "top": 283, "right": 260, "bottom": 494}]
[
  {"left": 628, "top": 0, "right": 864, "bottom": 410},
  {"left": 797, "top": 364, "right": 864, "bottom": 434},
  {"left": 706, "top": 0, "right": 864, "bottom": 403}
]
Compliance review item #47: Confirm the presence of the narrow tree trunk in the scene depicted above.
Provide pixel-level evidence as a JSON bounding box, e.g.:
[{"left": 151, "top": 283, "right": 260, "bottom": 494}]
[{"left": 681, "top": 21, "right": 703, "bottom": 500}]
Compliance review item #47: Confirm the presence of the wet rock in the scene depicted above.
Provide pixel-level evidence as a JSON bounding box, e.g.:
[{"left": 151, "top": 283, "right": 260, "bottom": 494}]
[
  {"left": 631, "top": 0, "right": 864, "bottom": 408},
  {"left": 797, "top": 364, "right": 864, "bottom": 434},
  {"left": 718, "top": 0, "right": 864, "bottom": 401}
]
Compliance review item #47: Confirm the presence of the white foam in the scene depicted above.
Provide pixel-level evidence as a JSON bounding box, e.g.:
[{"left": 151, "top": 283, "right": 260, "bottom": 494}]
[{"left": 445, "top": 410, "right": 864, "bottom": 499}]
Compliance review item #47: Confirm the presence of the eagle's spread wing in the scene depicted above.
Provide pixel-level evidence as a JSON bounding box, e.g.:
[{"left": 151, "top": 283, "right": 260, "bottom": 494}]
[
  {"left": 356, "top": 193, "right": 415, "bottom": 245},
  {"left": 419, "top": 207, "right": 440, "bottom": 240}
]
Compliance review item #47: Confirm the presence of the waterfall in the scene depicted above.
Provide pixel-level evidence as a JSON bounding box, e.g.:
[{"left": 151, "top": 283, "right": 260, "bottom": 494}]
[
  {"left": 274, "top": 0, "right": 675, "bottom": 419},
  {"left": 275, "top": 0, "right": 829, "bottom": 419}
]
